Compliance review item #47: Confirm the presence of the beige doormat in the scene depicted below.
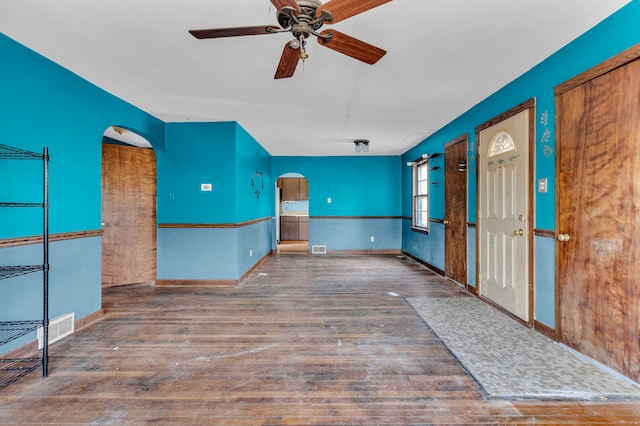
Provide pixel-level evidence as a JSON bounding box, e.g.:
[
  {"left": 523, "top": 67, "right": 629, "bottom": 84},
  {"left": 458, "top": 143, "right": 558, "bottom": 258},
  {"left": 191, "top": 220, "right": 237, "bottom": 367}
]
[{"left": 406, "top": 296, "right": 640, "bottom": 400}]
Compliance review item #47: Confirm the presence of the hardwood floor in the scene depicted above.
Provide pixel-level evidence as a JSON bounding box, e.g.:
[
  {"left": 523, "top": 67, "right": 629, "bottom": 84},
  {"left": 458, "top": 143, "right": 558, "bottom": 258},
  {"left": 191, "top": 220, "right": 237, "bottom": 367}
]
[{"left": 1, "top": 254, "right": 639, "bottom": 424}]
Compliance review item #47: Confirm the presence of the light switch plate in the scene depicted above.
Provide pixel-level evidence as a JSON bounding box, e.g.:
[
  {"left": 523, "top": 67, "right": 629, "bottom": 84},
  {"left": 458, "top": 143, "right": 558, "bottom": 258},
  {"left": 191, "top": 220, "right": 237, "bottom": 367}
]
[{"left": 538, "top": 178, "right": 547, "bottom": 193}]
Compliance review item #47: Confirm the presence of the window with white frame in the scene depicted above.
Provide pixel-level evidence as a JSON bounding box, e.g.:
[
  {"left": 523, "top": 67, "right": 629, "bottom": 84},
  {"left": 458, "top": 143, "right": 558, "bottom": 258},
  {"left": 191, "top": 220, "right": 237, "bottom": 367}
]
[{"left": 412, "top": 159, "right": 429, "bottom": 231}]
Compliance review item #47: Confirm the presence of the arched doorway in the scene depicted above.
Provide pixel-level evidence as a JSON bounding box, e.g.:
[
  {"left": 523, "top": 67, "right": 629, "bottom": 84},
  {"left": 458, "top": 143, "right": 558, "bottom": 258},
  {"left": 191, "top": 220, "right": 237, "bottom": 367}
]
[
  {"left": 275, "top": 173, "right": 308, "bottom": 253},
  {"left": 101, "top": 126, "right": 157, "bottom": 287}
]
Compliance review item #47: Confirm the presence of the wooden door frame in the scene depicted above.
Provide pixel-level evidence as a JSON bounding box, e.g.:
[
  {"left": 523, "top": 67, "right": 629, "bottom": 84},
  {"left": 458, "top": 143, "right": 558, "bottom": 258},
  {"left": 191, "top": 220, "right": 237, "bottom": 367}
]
[
  {"left": 101, "top": 142, "right": 157, "bottom": 287},
  {"left": 444, "top": 134, "right": 468, "bottom": 289},
  {"left": 554, "top": 42, "right": 640, "bottom": 343},
  {"left": 275, "top": 174, "right": 310, "bottom": 245},
  {"left": 475, "top": 98, "right": 536, "bottom": 327}
]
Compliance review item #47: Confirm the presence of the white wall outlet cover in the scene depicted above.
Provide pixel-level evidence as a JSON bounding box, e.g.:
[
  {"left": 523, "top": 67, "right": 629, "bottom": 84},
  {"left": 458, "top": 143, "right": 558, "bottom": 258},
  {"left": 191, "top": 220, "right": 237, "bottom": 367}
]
[{"left": 201, "top": 183, "right": 213, "bottom": 191}]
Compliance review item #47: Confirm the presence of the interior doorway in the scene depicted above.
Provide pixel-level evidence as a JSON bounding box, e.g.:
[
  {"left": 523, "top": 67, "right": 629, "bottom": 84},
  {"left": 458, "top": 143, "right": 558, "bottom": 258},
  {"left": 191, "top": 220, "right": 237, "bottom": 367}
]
[
  {"left": 476, "top": 102, "right": 534, "bottom": 323},
  {"left": 444, "top": 135, "right": 468, "bottom": 288},
  {"left": 275, "top": 173, "right": 309, "bottom": 254},
  {"left": 101, "top": 127, "right": 156, "bottom": 287}
]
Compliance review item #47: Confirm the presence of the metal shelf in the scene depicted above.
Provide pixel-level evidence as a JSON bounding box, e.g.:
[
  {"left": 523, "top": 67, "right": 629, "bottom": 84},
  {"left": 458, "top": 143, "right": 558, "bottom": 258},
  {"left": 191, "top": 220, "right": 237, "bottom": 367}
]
[
  {"left": 0, "top": 320, "right": 43, "bottom": 346},
  {"left": 0, "top": 144, "right": 44, "bottom": 160},
  {"left": 0, "top": 202, "right": 45, "bottom": 208},
  {"left": 0, "top": 358, "right": 42, "bottom": 389},
  {"left": 0, "top": 265, "right": 44, "bottom": 280},
  {"left": 0, "top": 144, "right": 49, "bottom": 387}
]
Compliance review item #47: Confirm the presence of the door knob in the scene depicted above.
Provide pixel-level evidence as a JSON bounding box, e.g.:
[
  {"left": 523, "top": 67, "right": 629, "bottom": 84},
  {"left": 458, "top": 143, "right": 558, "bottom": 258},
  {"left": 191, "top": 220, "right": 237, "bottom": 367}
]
[
  {"left": 443, "top": 220, "right": 450, "bottom": 226},
  {"left": 514, "top": 229, "right": 524, "bottom": 236},
  {"left": 558, "top": 233, "right": 571, "bottom": 242}
]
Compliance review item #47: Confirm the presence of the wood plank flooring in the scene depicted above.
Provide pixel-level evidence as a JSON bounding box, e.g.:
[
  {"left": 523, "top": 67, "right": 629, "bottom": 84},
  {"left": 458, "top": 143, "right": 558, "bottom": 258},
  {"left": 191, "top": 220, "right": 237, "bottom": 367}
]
[{"left": 1, "top": 254, "right": 639, "bottom": 424}]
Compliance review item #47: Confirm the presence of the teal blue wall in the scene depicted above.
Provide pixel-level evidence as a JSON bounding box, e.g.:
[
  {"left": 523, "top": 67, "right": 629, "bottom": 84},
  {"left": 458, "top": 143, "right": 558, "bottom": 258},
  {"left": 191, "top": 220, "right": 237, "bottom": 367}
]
[
  {"left": 3, "top": 0, "right": 640, "bottom": 356},
  {"left": 0, "top": 34, "right": 165, "bottom": 239},
  {"left": 273, "top": 156, "right": 402, "bottom": 251},
  {"left": 273, "top": 156, "right": 401, "bottom": 216},
  {"left": 158, "top": 122, "right": 237, "bottom": 224},
  {"left": 235, "top": 124, "right": 273, "bottom": 223},
  {"left": 156, "top": 122, "right": 273, "bottom": 280},
  {"left": 401, "top": 1, "right": 640, "bottom": 328},
  {"left": 0, "top": 33, "right": 163, "bottom": 355}
]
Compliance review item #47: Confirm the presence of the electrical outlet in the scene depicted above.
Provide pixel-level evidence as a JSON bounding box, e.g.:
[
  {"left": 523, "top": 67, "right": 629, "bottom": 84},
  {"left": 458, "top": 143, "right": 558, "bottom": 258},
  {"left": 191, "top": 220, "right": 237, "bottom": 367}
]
[{"left": 370, "top": 236, "right": 375, "bottom": 242}]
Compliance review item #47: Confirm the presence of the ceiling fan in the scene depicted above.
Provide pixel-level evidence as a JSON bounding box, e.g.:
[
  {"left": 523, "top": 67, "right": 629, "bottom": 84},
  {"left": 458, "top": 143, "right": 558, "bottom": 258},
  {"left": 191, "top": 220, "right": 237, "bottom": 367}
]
[{"left": 189, "top": 0, "right": 391, "bottom": 79}]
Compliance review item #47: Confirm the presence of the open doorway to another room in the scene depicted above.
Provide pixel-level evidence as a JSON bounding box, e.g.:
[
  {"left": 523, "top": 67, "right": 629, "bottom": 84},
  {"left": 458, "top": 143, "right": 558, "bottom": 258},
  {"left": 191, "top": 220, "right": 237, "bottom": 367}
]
[{"left": 275, "top": 173, "right": 308, "bottom": 254}]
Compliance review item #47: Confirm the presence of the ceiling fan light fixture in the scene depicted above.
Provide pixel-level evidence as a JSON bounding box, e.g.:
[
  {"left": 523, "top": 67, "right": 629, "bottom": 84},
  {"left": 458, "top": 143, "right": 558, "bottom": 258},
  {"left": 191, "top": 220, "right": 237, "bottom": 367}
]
[{"left": 188, "top": 0, "right": 392, "bottom": 79}]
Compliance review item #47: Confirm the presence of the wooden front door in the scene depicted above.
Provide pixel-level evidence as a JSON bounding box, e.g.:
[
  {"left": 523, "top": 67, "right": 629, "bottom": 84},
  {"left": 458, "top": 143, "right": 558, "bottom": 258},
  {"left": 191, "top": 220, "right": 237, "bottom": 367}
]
[
  {"left": 101, "top": 143, "right": 157, "bottom": 288},
  {"left": 556, "top": 55, "right": 640, "bottom": 382},
  {"left": 444, "top": 136, "right": 467, "bottom": 287},
  {"left": 478, "top": 108, "right": 531, "bottom": 321}
]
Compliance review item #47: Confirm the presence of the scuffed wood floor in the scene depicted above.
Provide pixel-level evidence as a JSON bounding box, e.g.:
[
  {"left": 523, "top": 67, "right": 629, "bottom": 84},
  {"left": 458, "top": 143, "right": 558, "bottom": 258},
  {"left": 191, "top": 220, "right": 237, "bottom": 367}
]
[{"left": 1, "top": 254, "right": 639, "bottom": 424}]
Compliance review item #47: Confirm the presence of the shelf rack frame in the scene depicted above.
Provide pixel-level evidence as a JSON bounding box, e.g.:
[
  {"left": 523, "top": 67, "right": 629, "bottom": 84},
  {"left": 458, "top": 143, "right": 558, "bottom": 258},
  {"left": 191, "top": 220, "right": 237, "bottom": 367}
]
[{"left": 0, "top": 144, "right": 49, "bottom": 389}]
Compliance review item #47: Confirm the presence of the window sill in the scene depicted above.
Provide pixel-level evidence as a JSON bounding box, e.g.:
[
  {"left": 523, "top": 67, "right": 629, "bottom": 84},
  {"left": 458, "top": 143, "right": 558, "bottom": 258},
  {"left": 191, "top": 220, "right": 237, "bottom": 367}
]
[{"left": 411, "top": 226, "right": 430, "bottom": 235}]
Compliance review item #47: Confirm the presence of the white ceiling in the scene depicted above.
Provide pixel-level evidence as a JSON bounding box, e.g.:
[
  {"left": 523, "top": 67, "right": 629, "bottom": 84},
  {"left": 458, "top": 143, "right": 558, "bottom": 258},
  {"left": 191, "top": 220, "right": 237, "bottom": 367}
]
[{"left": 0, "top": 0, "right": 631, "bottom": 156}]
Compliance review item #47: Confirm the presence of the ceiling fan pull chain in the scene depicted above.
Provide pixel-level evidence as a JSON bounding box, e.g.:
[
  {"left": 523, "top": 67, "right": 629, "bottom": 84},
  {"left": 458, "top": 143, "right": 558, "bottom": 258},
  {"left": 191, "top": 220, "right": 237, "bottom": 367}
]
[{"left": 298, "top": 35, "right": 308, "bottom": 61}]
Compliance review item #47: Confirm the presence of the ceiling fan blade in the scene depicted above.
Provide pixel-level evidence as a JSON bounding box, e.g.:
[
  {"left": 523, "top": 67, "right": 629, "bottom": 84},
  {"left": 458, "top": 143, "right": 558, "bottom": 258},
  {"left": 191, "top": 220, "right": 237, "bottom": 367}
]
[
  {"left": 316, "top": 0, "right": 391, "bottom": 24},
  {"left": 317, "top": 30, "right": 386, "bottom": 65},
  {"left": 270, "top": 0, "right": 301, "bottom": 15},
  {"left": 189, "top": 25, "right": 279, "bottom": 39},
  {"left": 274, "top": 41, "right": 300, "bottom": 79}
]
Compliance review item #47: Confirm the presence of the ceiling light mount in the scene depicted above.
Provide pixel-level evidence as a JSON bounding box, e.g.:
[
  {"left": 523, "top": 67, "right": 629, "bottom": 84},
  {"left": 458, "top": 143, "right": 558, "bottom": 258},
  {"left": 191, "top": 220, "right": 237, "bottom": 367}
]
[{"left": 354, "top": 139, "right": 369, "bottom": 153}]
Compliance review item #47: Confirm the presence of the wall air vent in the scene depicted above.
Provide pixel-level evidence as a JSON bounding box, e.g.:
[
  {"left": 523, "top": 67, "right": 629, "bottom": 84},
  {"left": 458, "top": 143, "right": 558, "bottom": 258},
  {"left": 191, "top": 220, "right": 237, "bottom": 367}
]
[
  {"left": 311, "top": 245, "right": 327, "bottom": 254},
  {"left": 37, "top": 312, "right": 74, "bottom": 350}
]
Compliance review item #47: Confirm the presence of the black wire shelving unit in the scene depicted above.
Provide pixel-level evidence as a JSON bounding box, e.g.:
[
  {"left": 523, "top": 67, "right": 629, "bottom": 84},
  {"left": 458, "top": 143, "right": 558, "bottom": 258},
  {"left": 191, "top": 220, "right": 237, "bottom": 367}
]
[{"left": 0, "top": 144, "right": 49, "bottom": 389}]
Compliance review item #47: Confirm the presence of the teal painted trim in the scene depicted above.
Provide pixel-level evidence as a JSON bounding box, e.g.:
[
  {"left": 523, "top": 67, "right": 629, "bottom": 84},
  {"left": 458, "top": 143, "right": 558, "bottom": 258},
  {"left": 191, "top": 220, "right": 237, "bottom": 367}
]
[{"left": 0, "top": 236, "right": 101, "bottom": 355}]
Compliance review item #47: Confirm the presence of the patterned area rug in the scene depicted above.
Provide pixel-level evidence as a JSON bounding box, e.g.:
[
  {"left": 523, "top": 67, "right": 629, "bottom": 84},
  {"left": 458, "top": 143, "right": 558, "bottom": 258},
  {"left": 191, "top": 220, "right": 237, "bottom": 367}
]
[{"left": 406, "top": 296, "right": 640, "bottom": 399}]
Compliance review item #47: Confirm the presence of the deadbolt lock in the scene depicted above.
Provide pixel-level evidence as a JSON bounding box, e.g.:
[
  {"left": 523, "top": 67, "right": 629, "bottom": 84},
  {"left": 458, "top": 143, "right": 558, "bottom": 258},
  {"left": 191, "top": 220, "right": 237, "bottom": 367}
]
[
  {"left": 519, "top": 215, "right": 525, "bottom": 222},
  {"left": 558, "top": 233, "right": 571, "bottom": 242}
]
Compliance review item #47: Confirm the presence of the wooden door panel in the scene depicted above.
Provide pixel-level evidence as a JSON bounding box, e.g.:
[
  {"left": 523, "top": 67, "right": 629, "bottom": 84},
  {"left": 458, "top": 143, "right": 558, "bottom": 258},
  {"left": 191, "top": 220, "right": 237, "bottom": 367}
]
[
  {"left": 102, "top": 144, "right": 156, "bottom": 287},
  {"left": 557, "top": 57, "right": 640, "bottom": 381},
  {"left": 444, "top": 137, "right": 467, "bottom": 286}
]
